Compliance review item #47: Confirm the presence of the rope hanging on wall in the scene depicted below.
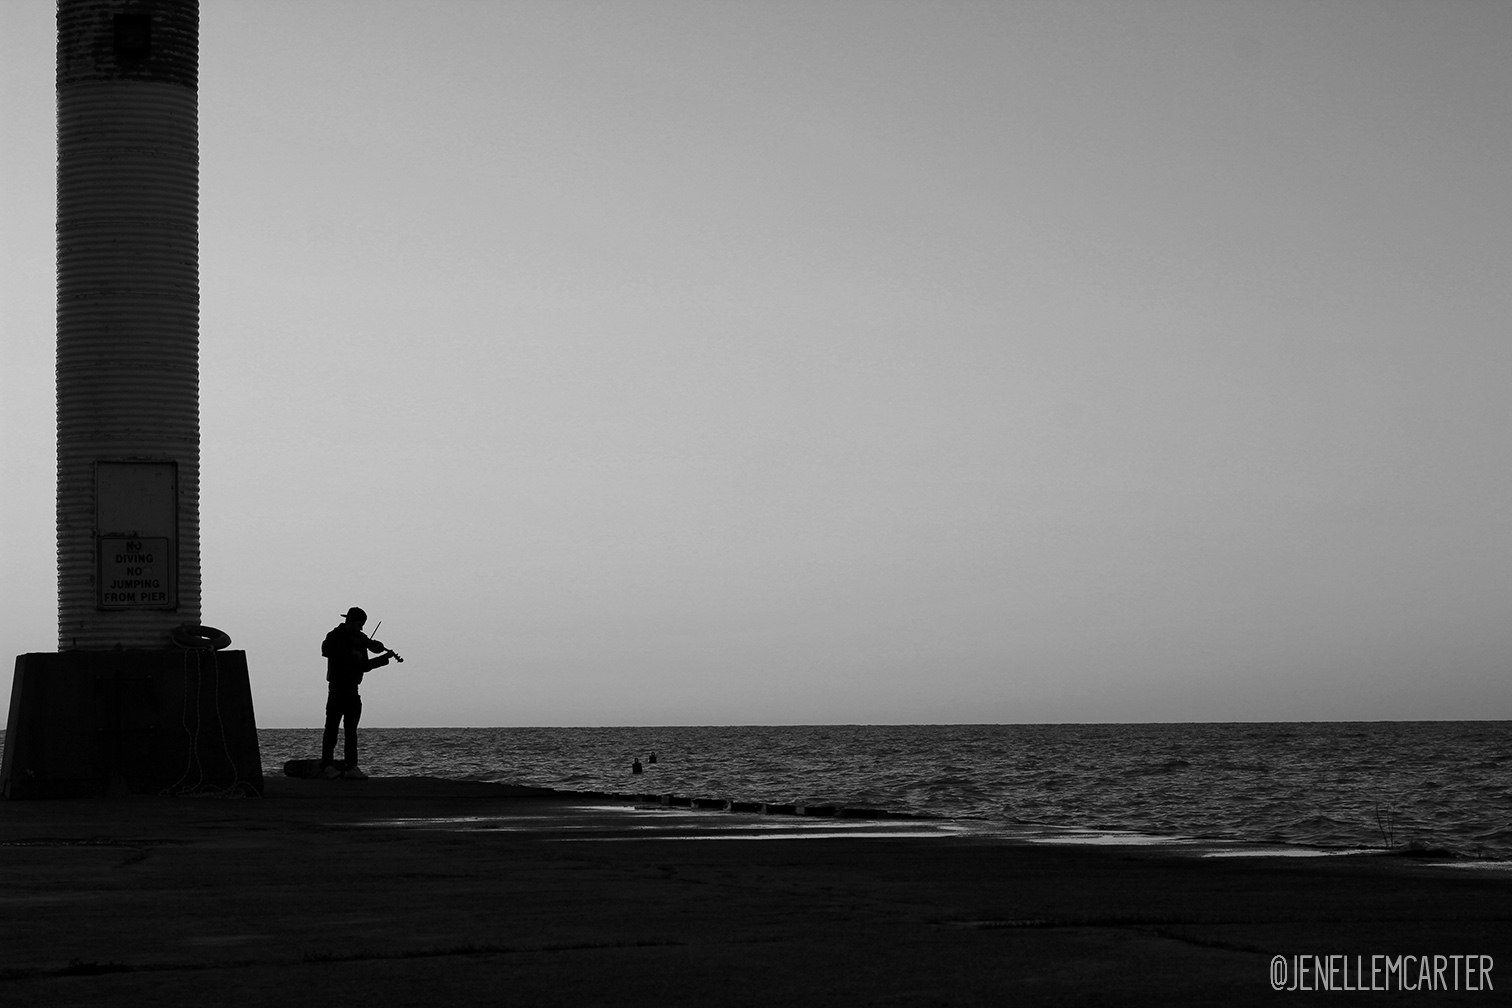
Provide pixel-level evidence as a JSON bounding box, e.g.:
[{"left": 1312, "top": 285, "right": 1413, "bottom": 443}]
[{"left": 161, "top": 648, "right": 258, "bottom": 798}]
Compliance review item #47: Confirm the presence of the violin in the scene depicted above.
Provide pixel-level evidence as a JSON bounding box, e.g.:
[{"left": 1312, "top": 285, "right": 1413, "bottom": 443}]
[
  {"left": 370, "top": 621, "right": 403, "bottom": 664},
  {"left": 369, "top": 638, "right": 404, "bottom": 666}
]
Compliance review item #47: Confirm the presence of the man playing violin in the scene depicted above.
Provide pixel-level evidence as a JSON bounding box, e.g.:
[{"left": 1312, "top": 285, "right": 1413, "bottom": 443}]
[{"left": 319, "top": 606, "right": 398, "bottom": 779}]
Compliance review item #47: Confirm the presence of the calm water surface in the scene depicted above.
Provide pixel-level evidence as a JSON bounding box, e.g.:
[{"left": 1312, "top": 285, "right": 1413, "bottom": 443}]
[{"left": 256, "top": 722, "right": 1512, "bottom": 859}]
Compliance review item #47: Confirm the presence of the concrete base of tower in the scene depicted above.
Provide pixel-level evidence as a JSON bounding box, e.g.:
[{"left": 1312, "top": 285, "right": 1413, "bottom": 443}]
[{"left": 1, "top": 650, "right": 263, "bottom": 799}]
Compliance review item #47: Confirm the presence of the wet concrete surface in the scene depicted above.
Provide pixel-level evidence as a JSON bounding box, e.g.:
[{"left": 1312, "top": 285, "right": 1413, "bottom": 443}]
[{"left": 1, "top": 777, "right": 1507, "bottom": 1005}]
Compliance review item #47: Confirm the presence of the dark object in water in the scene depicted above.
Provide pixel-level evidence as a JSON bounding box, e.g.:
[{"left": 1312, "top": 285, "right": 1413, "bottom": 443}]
[
  {"left": 648, "top": 752, "right": 657, "bottom": 763},
  {"left": 631, "top": 760, "right": 643, "bottom": 775}
]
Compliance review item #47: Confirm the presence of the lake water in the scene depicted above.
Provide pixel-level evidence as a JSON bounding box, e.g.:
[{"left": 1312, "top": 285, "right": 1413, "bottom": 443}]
[{"left": 256, "top": 721, "right": 1512, "bottom": 859}]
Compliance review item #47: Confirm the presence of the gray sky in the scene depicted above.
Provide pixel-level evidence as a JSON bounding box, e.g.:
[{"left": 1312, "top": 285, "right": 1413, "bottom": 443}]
[{"left": 4, "top": 0, "right": 1511, "bottom": 727}]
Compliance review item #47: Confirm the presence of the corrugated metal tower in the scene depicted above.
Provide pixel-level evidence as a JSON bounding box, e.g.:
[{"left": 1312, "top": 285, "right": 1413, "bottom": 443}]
[
  {"left": 1, "top": 0, "right": 262, "bottom": 799},
  {"left": 56, "top": 0, "right": 200, "bottom": 648}
]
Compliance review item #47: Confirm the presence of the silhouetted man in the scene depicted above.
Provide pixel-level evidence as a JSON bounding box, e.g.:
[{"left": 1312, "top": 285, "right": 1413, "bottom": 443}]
[{"left": 320, "top": 606, "right": 394, "bottom": 779}]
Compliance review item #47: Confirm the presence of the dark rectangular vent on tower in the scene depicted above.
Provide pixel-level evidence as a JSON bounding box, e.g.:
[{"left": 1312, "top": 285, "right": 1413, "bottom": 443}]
[{"left": 113, "top": 14, "right": 152, "bottom": 61}]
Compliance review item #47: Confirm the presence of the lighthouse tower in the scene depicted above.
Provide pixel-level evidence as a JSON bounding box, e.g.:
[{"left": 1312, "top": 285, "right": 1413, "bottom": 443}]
[
  {"left": 55, "top": 0, "right": 202, "bottom": 647},
  {"left": 2, "top": 1, "right": 262, "bottom": 798}
]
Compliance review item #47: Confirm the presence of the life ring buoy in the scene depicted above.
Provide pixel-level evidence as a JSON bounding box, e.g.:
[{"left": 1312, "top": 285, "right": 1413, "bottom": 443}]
[{"left": 171, "top": 623, "right": 232, "bottom": 651}]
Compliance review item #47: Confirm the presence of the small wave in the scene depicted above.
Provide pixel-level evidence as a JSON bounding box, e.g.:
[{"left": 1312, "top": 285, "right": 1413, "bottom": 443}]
[
  {"left": 1470, "top": 824, "right": 1512, "bottom": 842},
  {"left": 1121, "top": 759, "right": 1191, "bottom": 777}
]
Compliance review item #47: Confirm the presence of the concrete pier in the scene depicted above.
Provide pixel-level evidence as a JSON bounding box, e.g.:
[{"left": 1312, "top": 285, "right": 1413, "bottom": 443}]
[{"left": 0, "top": 777, "right": 1505, "bottom": 1005}]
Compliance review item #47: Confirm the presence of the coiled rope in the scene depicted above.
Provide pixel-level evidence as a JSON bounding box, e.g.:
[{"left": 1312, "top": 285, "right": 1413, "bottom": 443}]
[{"left": 170, "top": 623, "right": 232, "bottom": 651}]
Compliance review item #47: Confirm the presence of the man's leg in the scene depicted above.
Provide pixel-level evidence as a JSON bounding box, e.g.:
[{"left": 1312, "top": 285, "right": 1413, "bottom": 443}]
[
  {"left": 321, "top": 691, "right": 341, "bottom": 766},
  {"left": 343, "top": 693, "right": 362, "bottom": 769}
]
